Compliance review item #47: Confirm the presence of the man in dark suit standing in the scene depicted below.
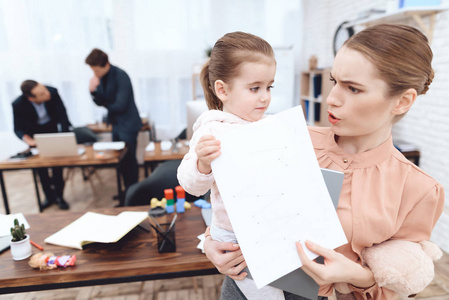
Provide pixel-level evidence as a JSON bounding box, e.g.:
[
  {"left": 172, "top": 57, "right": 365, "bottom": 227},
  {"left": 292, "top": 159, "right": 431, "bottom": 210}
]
[
  {"left": 12, "top": 80, "right": 71, "bottom": 209},
  {"left": 85, "top": 49, "right": 142, "bottom": 204}
]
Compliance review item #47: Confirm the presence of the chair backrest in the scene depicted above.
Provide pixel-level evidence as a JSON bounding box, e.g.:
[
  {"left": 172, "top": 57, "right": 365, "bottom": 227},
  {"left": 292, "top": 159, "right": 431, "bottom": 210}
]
[
  {"left": 72, "top": 126, "right": 98, "bottom": 144},
  {"left": 186, "top": 99, "right": 208, "bottom": 140}
]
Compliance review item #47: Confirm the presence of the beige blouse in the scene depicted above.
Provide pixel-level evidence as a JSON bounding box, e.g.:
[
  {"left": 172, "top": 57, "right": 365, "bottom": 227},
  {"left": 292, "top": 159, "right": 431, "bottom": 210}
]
[{"left": 309, "top": 127, "right": 445, "bottom": 299}]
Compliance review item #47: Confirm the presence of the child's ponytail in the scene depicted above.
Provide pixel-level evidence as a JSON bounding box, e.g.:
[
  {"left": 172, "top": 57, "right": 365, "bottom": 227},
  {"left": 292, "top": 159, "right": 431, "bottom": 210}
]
[{"left": 200, "top": 59, "right": 223, "bottom": 111}]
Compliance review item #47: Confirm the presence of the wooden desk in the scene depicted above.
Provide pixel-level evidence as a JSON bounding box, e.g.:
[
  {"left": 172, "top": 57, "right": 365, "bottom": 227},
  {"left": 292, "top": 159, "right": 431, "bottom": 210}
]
[
  {"left": 0, "top": 146, "right": 126, "bottom": 214},
  {"left": 0, "top": 205, "right": 217, "bottom": 294},
  {"left": 86, "top": 121, "right": 151, "bottom": 134},
  {"left": 143, "top": 141, "right": 189, "bottom": 177}
]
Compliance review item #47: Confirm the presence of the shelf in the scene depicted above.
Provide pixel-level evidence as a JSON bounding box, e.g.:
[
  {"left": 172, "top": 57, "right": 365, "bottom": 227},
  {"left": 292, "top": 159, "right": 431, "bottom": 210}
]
[
  {"left": 346, "top": 6, "right": 448, "bottom": 42},
  {"left": 300, "top": 69, "right": 332, "bottom": 127},
  {"left": 300, "top": 96, "right": 322, "bottom": 103}
]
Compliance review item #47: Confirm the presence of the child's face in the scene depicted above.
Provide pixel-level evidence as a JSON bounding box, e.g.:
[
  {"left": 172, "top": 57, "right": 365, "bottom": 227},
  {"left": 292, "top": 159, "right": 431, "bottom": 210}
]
[
  {"left": 221, "top": 58, "right": 276, "bottom": 122},
  {"left": 326, "top": 47, "right": 399, "bottom": 144}
]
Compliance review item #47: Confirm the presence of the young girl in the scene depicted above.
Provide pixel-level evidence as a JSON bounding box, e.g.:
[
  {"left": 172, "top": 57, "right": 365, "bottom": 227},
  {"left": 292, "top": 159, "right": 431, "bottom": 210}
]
[
  {"left": 204, "top": 24, "right": 445, "bottom": 300},
  {"left": 177, "top": 31, "right": 285, "bottom": 299}
]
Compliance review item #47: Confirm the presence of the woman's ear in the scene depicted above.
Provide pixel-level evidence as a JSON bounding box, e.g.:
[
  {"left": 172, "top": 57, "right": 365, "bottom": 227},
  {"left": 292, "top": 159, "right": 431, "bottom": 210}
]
[
  {"left": 214, "top": 80, "right": 228, "bottom": 102},
  {"left": 392, "top": 88, "right": 417, "bottom": 116}
]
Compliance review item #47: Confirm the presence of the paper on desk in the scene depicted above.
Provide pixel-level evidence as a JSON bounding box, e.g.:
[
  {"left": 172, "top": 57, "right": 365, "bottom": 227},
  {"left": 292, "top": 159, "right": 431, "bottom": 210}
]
[
  {"left": 160, "top": 140, "right": 172, "bottom": 151},
  {"left": 145, "top": 142, "right": 155, "bottom": 151},
  {"left": 44, "top": 211, "right": 148, "bottom": 249},
  {"left": 93, "top": 141, "right": 125, "bottom": 151},
  {"left": 145, "top": 141, "right": 173, "bottom": 152},
  {"left": 197, "top": 233, "right": 205, "bottom": 253},
  {"left": 0, "top": 213, "right": 30, "bottom": 237},
  {"left": 0, "top": 132, "right": 29, "bottom": 161},
  {"left": 211, "top": 106, "right": 347, "bottom": 289}
]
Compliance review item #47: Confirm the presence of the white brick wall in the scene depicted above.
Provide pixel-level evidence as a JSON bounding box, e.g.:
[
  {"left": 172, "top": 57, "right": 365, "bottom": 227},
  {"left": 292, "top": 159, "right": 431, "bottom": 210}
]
[{"left": 301, "top": 0, "right": 449, "bottom": 252}]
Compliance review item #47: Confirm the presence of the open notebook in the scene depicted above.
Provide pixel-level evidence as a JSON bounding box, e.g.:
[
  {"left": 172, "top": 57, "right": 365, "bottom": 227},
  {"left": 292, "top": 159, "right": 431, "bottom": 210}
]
[{"left": 44, "top": 211, "right": 148, "bottom": 249}]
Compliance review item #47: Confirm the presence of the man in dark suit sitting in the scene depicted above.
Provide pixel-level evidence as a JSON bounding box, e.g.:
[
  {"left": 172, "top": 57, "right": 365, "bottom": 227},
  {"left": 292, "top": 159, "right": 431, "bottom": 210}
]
[
  {"left": 12, "top": 80, "right": 71, "bottom": 209},
  {"left": 85, "top": 49, "right": 142, "bottom": 204}
]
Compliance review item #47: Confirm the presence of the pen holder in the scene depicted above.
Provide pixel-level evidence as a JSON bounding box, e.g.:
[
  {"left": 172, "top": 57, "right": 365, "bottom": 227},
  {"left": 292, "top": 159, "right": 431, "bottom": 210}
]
[
  {"left": 157, "top": 223, "right": 176, "bottom": 253},
  {"left": 148, "top": 206, "right": 167, "bottom": 237}
]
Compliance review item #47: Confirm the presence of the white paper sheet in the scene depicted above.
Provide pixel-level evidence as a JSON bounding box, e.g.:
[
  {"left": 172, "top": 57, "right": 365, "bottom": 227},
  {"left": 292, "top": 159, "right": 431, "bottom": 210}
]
[
  {"left": 145, "top": 141, "right": 173, "bottom": 152},
  {"left": 160, "top": 140, "right": 172, "bottom": 150},
  {"left": 211, "top": 106, "right": 347, "bottom": 288},
  {"left": 0, "top": 132, "right": 29, "bottom": 161},
  {"left": 197, "top": 233, "right": 205, "bottom": 253},
  {"left": 93, "top": 141, "right": 125, "bottom": 151},
  {"left": 145, "top": 142, "right": 155, "bottom": 151}
]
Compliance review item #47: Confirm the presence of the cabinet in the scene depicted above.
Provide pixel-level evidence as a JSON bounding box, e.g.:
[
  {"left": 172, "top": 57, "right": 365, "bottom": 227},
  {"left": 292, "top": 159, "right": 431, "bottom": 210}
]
[{"left": 300, "top": 69, "right": 333, "bottom": 127}]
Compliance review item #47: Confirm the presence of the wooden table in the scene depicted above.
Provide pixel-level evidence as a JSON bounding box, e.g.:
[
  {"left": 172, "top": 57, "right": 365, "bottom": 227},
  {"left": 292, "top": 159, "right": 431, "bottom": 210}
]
[
  {"left": 0, "top": 146, "right": 126, "bottom": 214},
  {"left": 86, "top": 122, "right": 151, "bottom": 134},
  {"left": 0, "top": 205, "right": 216, "bottom": 294},
  {"left": 143, "top": 141, "right": 189, "bottom": 177}
]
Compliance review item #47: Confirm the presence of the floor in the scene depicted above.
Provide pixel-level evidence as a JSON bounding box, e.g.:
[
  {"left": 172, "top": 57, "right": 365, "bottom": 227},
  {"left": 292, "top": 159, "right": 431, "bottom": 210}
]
[{"left": 0, "top": 167, "right": 448, "bottom": 299}]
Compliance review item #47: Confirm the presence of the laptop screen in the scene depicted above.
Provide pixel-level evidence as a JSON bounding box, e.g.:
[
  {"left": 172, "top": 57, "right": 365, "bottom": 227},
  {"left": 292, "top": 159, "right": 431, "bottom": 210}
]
[{"left": 34, "top": 132, "right": 82, "bottom": 158}]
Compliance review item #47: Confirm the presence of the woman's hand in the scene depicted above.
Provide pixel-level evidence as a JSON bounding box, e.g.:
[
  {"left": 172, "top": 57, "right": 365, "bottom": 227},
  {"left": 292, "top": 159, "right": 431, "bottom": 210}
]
[
  {"left": 195, "top": 135, "right": 221, "bottom": 174},
  {"left": 204, "top": 235, "right": 248, "bottom": 280},
  {"left": 296, "top": 241, "right": 375, "bottom": 288}
]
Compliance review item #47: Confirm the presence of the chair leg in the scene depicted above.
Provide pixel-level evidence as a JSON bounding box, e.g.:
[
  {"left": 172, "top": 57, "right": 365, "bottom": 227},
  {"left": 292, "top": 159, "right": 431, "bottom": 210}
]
[
  {"left": 82, "top": 167, "right": 96, "bottom": 181},
  {"left": 192, "top": 277, "right": 198, "bottom": 293},
  {"left": 138, "top": 281, "right": 145, "bottom": 294},
  {"left": 82, "top": 167, "right": 88, "bottom": 180},
  {"left": 64, "top": 168, "right": 72, "bottom": 181}
]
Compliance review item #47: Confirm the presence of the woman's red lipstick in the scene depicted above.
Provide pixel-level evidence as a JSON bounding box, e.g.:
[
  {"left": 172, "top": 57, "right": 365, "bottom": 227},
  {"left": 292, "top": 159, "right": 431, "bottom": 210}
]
[{"left": 328, "top": 111, "right": 340, "bottom": 124}]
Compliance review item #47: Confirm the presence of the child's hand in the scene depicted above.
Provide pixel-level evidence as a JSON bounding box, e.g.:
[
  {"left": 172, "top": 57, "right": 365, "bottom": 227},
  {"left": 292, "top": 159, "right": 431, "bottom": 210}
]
[
  {"left": 204, "top": 234, "right": 247, "bottom": 280},
  {"left": 195, "top": 135, "right": 221, "bottom": 174}
]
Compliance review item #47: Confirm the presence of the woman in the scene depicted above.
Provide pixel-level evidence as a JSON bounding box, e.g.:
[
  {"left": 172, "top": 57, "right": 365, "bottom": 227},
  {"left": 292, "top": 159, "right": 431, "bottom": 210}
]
[{"left": 203, "top": 24, "right": 445, "bottom": 300}]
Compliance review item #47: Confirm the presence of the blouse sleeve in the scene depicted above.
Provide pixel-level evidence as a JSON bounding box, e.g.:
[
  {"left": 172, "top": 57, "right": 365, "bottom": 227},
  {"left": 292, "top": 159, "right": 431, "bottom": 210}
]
[
  {"left": 177, "top": 125, "right": 215, "bottom": 197},
  {"left": 393, "top": 183, "right": 444, "bottom": 241},
  {"left": 347, "top": 183, "right": 445, "bottom": 300}
]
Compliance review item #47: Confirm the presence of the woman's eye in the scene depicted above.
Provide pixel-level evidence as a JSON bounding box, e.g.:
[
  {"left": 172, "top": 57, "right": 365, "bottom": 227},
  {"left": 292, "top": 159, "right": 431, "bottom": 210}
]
[
  {"left": 250, "top": 87, "right": 259, "bottom": 92},
  {"left": 329, "top": 77, "right": 336, "bottom": 85},
  {"left": 267, "top": 85, "right": 274, "bottom": 91},
  {"left": 349, "top": 86, "right": 360, "bottom": 94}
]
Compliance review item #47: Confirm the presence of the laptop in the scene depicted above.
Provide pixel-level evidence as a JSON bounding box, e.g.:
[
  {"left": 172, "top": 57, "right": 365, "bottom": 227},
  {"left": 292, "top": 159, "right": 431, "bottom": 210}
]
[
  {"left": 34, "top": 132, "right": 85, "bottom": 158},
  {"left": 244, "top": 168, "right": 345, "bottom": 299}
]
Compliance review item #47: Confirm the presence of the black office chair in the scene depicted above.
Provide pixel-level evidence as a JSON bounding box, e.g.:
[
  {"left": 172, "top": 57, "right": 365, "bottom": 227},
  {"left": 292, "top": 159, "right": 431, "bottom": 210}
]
[
  {"left": 125, "top": 159, "right": 204, "bottom": 206},
  {"left": 72, "top": 126, "right": 99, "bottom": 144},
  {"left": 175, "top": 128, "right": 187, "bottom": 141},
  {"left": 71, "top": 126, "right": 99, "bottom": 180}
]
